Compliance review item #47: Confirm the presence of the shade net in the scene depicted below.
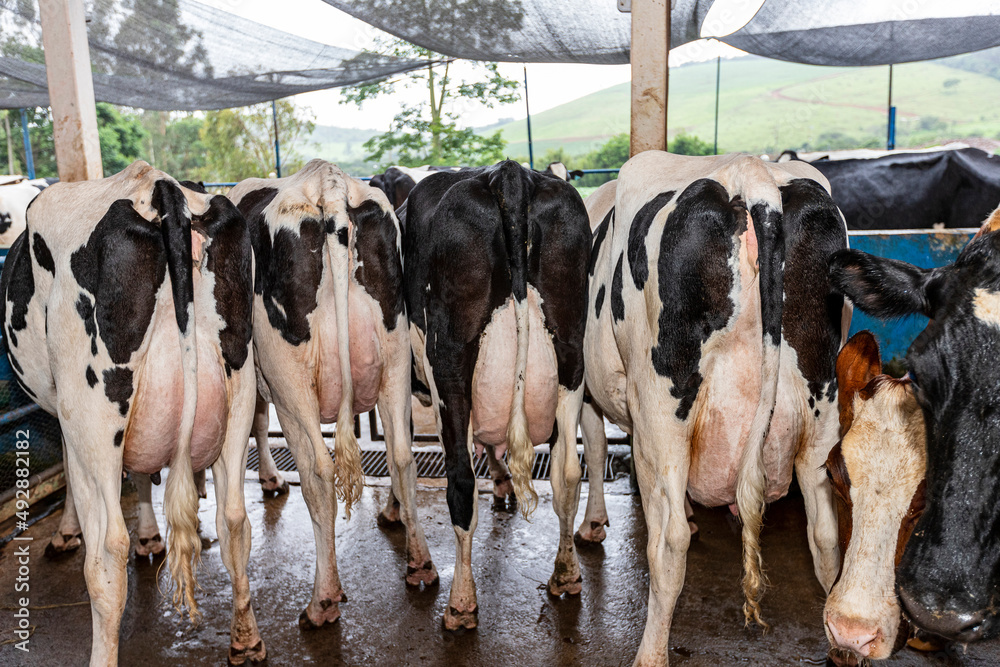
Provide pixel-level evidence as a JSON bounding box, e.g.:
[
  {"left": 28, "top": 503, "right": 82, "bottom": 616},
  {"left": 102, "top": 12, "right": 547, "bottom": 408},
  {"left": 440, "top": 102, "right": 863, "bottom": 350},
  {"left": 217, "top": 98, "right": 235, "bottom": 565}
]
[
  {"left": 720, "top": 0, "right": 1000, "bottom": 66},
  {"left": 321, "top": 0, "right": 714, "bottom": 64},
  {"left": 0, "top": 0, "right": 428, "bottom": 111},
  {"left": 326, "top": 0, "right": 1000, "bottom": 67}
]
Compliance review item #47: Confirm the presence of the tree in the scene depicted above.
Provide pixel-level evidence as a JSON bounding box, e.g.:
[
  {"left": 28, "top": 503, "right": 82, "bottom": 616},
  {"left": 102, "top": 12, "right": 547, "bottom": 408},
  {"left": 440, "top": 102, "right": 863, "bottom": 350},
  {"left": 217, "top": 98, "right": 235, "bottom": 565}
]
[
  {"left": 97, "top": 104, "right": 149, "bottom": 174},
  {"left": 341, "top": 38, "right": 520, "bottom": 168},
  {"left": 198, "top": 100, "right": 315, "bottom": 182},
  {"left": 142, "top": 112, "right": 207, "bottom": 180},
  {"left": 670, "top": 132, "right": 714, "bottom": 156},
  {"left": 1, "top": 104, "right": 147, "bottom": 178}
]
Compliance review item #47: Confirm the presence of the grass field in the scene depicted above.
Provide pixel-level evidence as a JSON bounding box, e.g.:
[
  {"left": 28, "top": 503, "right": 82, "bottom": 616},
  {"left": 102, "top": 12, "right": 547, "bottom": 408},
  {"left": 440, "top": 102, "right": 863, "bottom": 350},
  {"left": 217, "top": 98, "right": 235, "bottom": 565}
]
[
  {"left": 313, "top": 52, "right": 1000, "bottom": 167},
  {"left": 484, "top": 55, "right": 1000, "bottom": 158}
]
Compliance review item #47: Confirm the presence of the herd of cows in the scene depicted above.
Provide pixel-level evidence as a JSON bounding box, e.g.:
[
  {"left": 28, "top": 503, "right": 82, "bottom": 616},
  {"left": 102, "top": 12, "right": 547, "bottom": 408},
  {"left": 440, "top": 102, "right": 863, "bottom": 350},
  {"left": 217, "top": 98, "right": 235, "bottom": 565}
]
[{"left": 0, "top": 147, "right": 999, "bottom": 666}]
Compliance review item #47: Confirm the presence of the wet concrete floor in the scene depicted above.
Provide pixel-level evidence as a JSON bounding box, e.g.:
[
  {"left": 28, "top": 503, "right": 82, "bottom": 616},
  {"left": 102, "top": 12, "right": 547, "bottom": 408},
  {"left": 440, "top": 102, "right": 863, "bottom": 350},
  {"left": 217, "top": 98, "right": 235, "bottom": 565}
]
[{"left": 2, "top": 472, "right": 1000, "bottom": 666}]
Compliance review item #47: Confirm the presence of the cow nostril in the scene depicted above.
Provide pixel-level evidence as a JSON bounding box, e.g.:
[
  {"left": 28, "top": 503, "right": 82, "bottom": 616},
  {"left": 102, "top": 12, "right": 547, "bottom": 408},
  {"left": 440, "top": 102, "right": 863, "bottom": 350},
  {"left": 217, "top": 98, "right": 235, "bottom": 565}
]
[
  {"left": 899, "top": 585, "right": 989, "bottom": 642},
  {"left": 827, "top": 616, "right": 879, "bottom": 657}
]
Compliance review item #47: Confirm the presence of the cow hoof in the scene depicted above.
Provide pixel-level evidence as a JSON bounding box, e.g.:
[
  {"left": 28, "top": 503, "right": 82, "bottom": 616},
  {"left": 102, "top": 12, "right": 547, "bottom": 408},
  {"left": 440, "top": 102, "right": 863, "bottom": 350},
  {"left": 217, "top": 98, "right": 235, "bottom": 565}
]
[
  {"left": 689, "top": 521, "right": 700, "bottom": 542},
  {"left": 260, "top": 477, "right": 289, "bottom": 498},
  {"left": 228, "top": 639, "right": 267, "bottom": 666},
  {"left": 136, "top": 533, "right": 165, "bottom": 558},
  {"left": 493, "top": 477, "right": 514, "bottom": 499},
  {"left": 548, "top": 573, "right": 583, "bottom": 597},
  {"left": 377, "top": 505, "right": 402, "bottom": 529},
  {"left": 406, "top": 561, "right": 439, "bottom": 587},
  {"left": 442, "top": 604, "right": 478, "bottom": 632},
  {"left": 574, "top": 520, "right": 608, "bottom": 547},
  {"left": 298, "top": 597, "right": 343, "bottom": 630},
  {"left": 44, "top": 533, "right": 83, "bottom": 558}
]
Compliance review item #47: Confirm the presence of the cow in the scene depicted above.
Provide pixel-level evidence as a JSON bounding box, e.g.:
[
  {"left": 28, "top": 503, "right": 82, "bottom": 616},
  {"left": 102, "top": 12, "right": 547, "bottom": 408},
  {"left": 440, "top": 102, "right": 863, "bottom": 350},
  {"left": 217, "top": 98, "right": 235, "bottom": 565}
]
[
  {"left": 586, "top": 151, "right": 849, "bottom": 664},
  {"left": 402, "top": 159, "right": 591, "bottom": 630},
  {"left": 227, "top": 159, "right": 437, "bottom": 629},
  {"left": 829, "top": 204, "right": 1000, "bottom": 644},
  {"left": 371, "top": 165, "right": 465, "bottom": 210},
  {"left": 370, "top": 166, "right": 417, "bottom": 210},
  {"left": 787, "top": 148, "right": 1000, "bottom": 230},
  {"left": 0, "top": 179, "right": 42, "bottom": 246},
  {"left": 542, "top": 161, "right": 584, "bottom": 181},
  {"left": 823, "top": 331, "right": 927, "bottom": 664},
  {"left": 574, "top": 179, "right": 701, "bottom": 547},
  {"left": 0, "top": 161, "right": 264, "bottom": 664}
]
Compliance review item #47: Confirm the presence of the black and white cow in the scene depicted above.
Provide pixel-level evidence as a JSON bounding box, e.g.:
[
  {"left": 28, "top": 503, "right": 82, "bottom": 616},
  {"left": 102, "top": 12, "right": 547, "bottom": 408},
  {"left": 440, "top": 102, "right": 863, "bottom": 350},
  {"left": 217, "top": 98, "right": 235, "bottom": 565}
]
[
  {"left": 542, "top": 161, "right": 584, "bottom": 181},
  {"left": 0, "top": 161, "right": 263, "bottom": 664},
  {"left": 830, "top": 205, "right": 1000, "bottom": 644},
  {"left": 0, "top": 179, "right": 43, "bottom": 246},
  {"left": 586, "top": 151, "right": 850, "bottom": 664},
  {"left": 228, "top": 159, "right": 436, "bottom": 629},
  {"left": 403, "top": 160, "right": 591, "bottom": 630},
  {"left": 370, "top": 165, "right": 465, "bottom": 210}
]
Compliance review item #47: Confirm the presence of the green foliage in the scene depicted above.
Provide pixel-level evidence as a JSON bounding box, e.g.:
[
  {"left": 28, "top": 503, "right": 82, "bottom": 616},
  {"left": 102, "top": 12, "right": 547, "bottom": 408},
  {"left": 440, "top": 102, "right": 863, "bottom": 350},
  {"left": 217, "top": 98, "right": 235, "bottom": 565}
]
[
  {"left": 96, "top": 104, "right": 149, "bottom": 174},
  {"left": 342, "top": 38, "right": 520, "bottom": 168},
  {"left": 670, "top": 132, "right": 714, "bottom": 156},
  {"left": 198, "top": 100, "right": 316, "bottom": 182},
  {"left": 142, "top": 112, "right": 206, "bottom": 180},
  {"left": 0, "top": 105, "right": 146, "bottom": 178}
]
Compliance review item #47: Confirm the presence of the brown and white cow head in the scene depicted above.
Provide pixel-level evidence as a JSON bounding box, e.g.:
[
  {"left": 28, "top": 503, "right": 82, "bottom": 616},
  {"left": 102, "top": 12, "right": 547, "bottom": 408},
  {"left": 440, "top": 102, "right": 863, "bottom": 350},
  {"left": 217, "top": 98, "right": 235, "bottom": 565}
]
[{"left": 824, "top": 331, "right": 927, "bottom": 663}]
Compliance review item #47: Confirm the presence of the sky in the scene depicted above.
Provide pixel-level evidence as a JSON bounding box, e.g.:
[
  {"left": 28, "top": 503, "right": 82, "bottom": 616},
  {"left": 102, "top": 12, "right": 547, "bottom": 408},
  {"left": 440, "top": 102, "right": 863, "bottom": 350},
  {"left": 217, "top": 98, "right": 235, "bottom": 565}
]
[{"left": 199, "top": 0, "right": 749, "bottom": 131}]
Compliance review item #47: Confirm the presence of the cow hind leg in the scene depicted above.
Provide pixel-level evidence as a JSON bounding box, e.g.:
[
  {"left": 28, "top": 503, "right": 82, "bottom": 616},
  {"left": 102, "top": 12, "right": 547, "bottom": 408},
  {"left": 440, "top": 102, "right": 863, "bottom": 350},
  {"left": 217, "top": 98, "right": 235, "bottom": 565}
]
[
  {"left": 275, "top": 404, "right": 346, "bottom": 629},
  {"left": 485, "top": 447, "right": 515, "bottom": 510},
  {"left": 795, "top": 424, "right": 840, "bottom": 593},
  {"left": 254, "top": 396, "right": 288, "bottom": 497},
  {"left": 433, "top": 380, "right": 479, "bottom": 631},
  {"left": 576, "top": 400, "right": 610, "bottom": 546},
  {"left": 134, "top": 474, "right": 165, "bottom": 559},
  {"left": 46, "top": 438, "right": 83, "bottom": 557},
  {"left": 212, "top": 372, "right": 266, "bottom": 665},
  {"left": 62, "top": 425, "right": 130, "bottom": 666},
  {"left": 549, "top": 385, "right": 585, "bottom": 596},
  {"left": 631, "top": 413, "right": 692, "bottom": 667},
  {"left": 379, "top": 360, "right": 437, "bottom": 587},
  {"left": 377, "top": 455, "right": 403, "bottom": 527}
]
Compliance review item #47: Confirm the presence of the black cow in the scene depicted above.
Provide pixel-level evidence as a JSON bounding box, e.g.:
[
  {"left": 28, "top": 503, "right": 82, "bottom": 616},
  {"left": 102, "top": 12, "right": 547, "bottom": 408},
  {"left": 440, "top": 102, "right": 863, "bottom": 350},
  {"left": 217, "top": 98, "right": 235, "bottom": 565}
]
[
  {"left": 793, "top": 148, "right": 1000, "bottom": 230},
  {"left": 404, "top": 159, "right": 591, "bottom": 630},
  {"left": 830, "top": 205, "right": 1000, "bottom": 644},
  {"left": 370, "top": 166, "right": 417, "bottom": 209}
]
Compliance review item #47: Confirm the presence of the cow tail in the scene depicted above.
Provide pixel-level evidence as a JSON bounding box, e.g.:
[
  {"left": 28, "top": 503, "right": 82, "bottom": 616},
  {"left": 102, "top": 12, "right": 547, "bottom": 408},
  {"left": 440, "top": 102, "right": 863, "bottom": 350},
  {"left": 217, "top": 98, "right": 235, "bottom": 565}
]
[
  {"left": 736, "top": 186, "right": 785, "bottom": 632},
  {"left": 489, "top": 160, "right": 537, "bottom": 519},
  {"left": 153, "top": 179, "right": 201, "bottom": 623},
  {"left": 327, "top": 182, "right": 363, "bottom": 517}
]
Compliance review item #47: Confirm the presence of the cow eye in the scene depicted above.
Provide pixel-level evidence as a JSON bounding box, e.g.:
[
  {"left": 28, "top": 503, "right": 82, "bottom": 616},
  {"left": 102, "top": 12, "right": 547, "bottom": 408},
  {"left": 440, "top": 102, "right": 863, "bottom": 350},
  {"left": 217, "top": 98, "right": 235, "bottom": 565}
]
[{"left": 824, "top": 466, "right": 834, "bottom": 482}]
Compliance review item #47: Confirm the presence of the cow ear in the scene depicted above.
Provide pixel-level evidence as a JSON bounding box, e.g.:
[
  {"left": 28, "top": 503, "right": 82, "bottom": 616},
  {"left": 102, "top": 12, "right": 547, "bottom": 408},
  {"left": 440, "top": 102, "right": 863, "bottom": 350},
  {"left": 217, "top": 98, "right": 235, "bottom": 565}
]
[
  {"left": 975, "top": 206, "right": 1000, "bottom": 239},
  {"left": 836, "top": 330, "right": 882, "bottom": 435},
  {"left": 829, "top": 249, "right": 933, "bottom": 319}
]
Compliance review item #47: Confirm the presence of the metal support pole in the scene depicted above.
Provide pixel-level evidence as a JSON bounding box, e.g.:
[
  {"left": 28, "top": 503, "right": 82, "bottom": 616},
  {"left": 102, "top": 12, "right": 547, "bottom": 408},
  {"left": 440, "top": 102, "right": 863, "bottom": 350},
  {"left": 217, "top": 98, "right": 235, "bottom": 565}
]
[
  {"left": 630, "top": 0, "right": 670, "bottom": 156},
  {"left": 523, "top": 65, "right": 534, "bottom": 170},
  {"left": 19, "top": 109, "right": 35, "bottom": 179},
  {"left": 272, "top": 99, "right": 281, "bottom": 178},
  {"left": 713, "top": 53, "right": 721, "bottom": 155},
  {"left": 887, "top": 64, "right": 896, "bottom": 151}
]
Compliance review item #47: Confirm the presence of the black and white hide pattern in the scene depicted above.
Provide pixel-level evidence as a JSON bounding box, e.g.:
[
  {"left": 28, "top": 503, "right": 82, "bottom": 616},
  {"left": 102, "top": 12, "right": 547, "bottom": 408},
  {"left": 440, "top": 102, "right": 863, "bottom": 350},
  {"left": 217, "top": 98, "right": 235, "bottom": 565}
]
[
  {"left": 228, "top": 159, "right": 437, "bottom": 630},
  {"left": 0, "top": 161, "right": 263, "bottom": 665},
  {"left": 403, "top": 159, "right": 591, "bottom": 630},
  {"left": 0, "top": 180, "right": 42, "bottom": 246},
  {"left": 585, "top": 151, "right": 850, "bottom": 665}
]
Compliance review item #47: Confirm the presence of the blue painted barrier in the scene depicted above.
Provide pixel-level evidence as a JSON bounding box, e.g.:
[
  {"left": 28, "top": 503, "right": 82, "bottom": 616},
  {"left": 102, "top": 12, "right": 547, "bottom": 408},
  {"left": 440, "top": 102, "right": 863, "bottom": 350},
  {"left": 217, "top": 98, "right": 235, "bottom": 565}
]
[{"left": 846, "top": 229, "right": 976, "bottom": 362}]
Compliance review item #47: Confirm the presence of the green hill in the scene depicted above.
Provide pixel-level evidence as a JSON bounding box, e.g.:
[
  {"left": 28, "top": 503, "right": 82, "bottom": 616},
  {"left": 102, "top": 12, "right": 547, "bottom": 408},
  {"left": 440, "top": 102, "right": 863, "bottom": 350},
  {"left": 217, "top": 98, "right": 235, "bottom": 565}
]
[{"left": 486, "top": 54, "right": 1000, "bottom": 158}]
